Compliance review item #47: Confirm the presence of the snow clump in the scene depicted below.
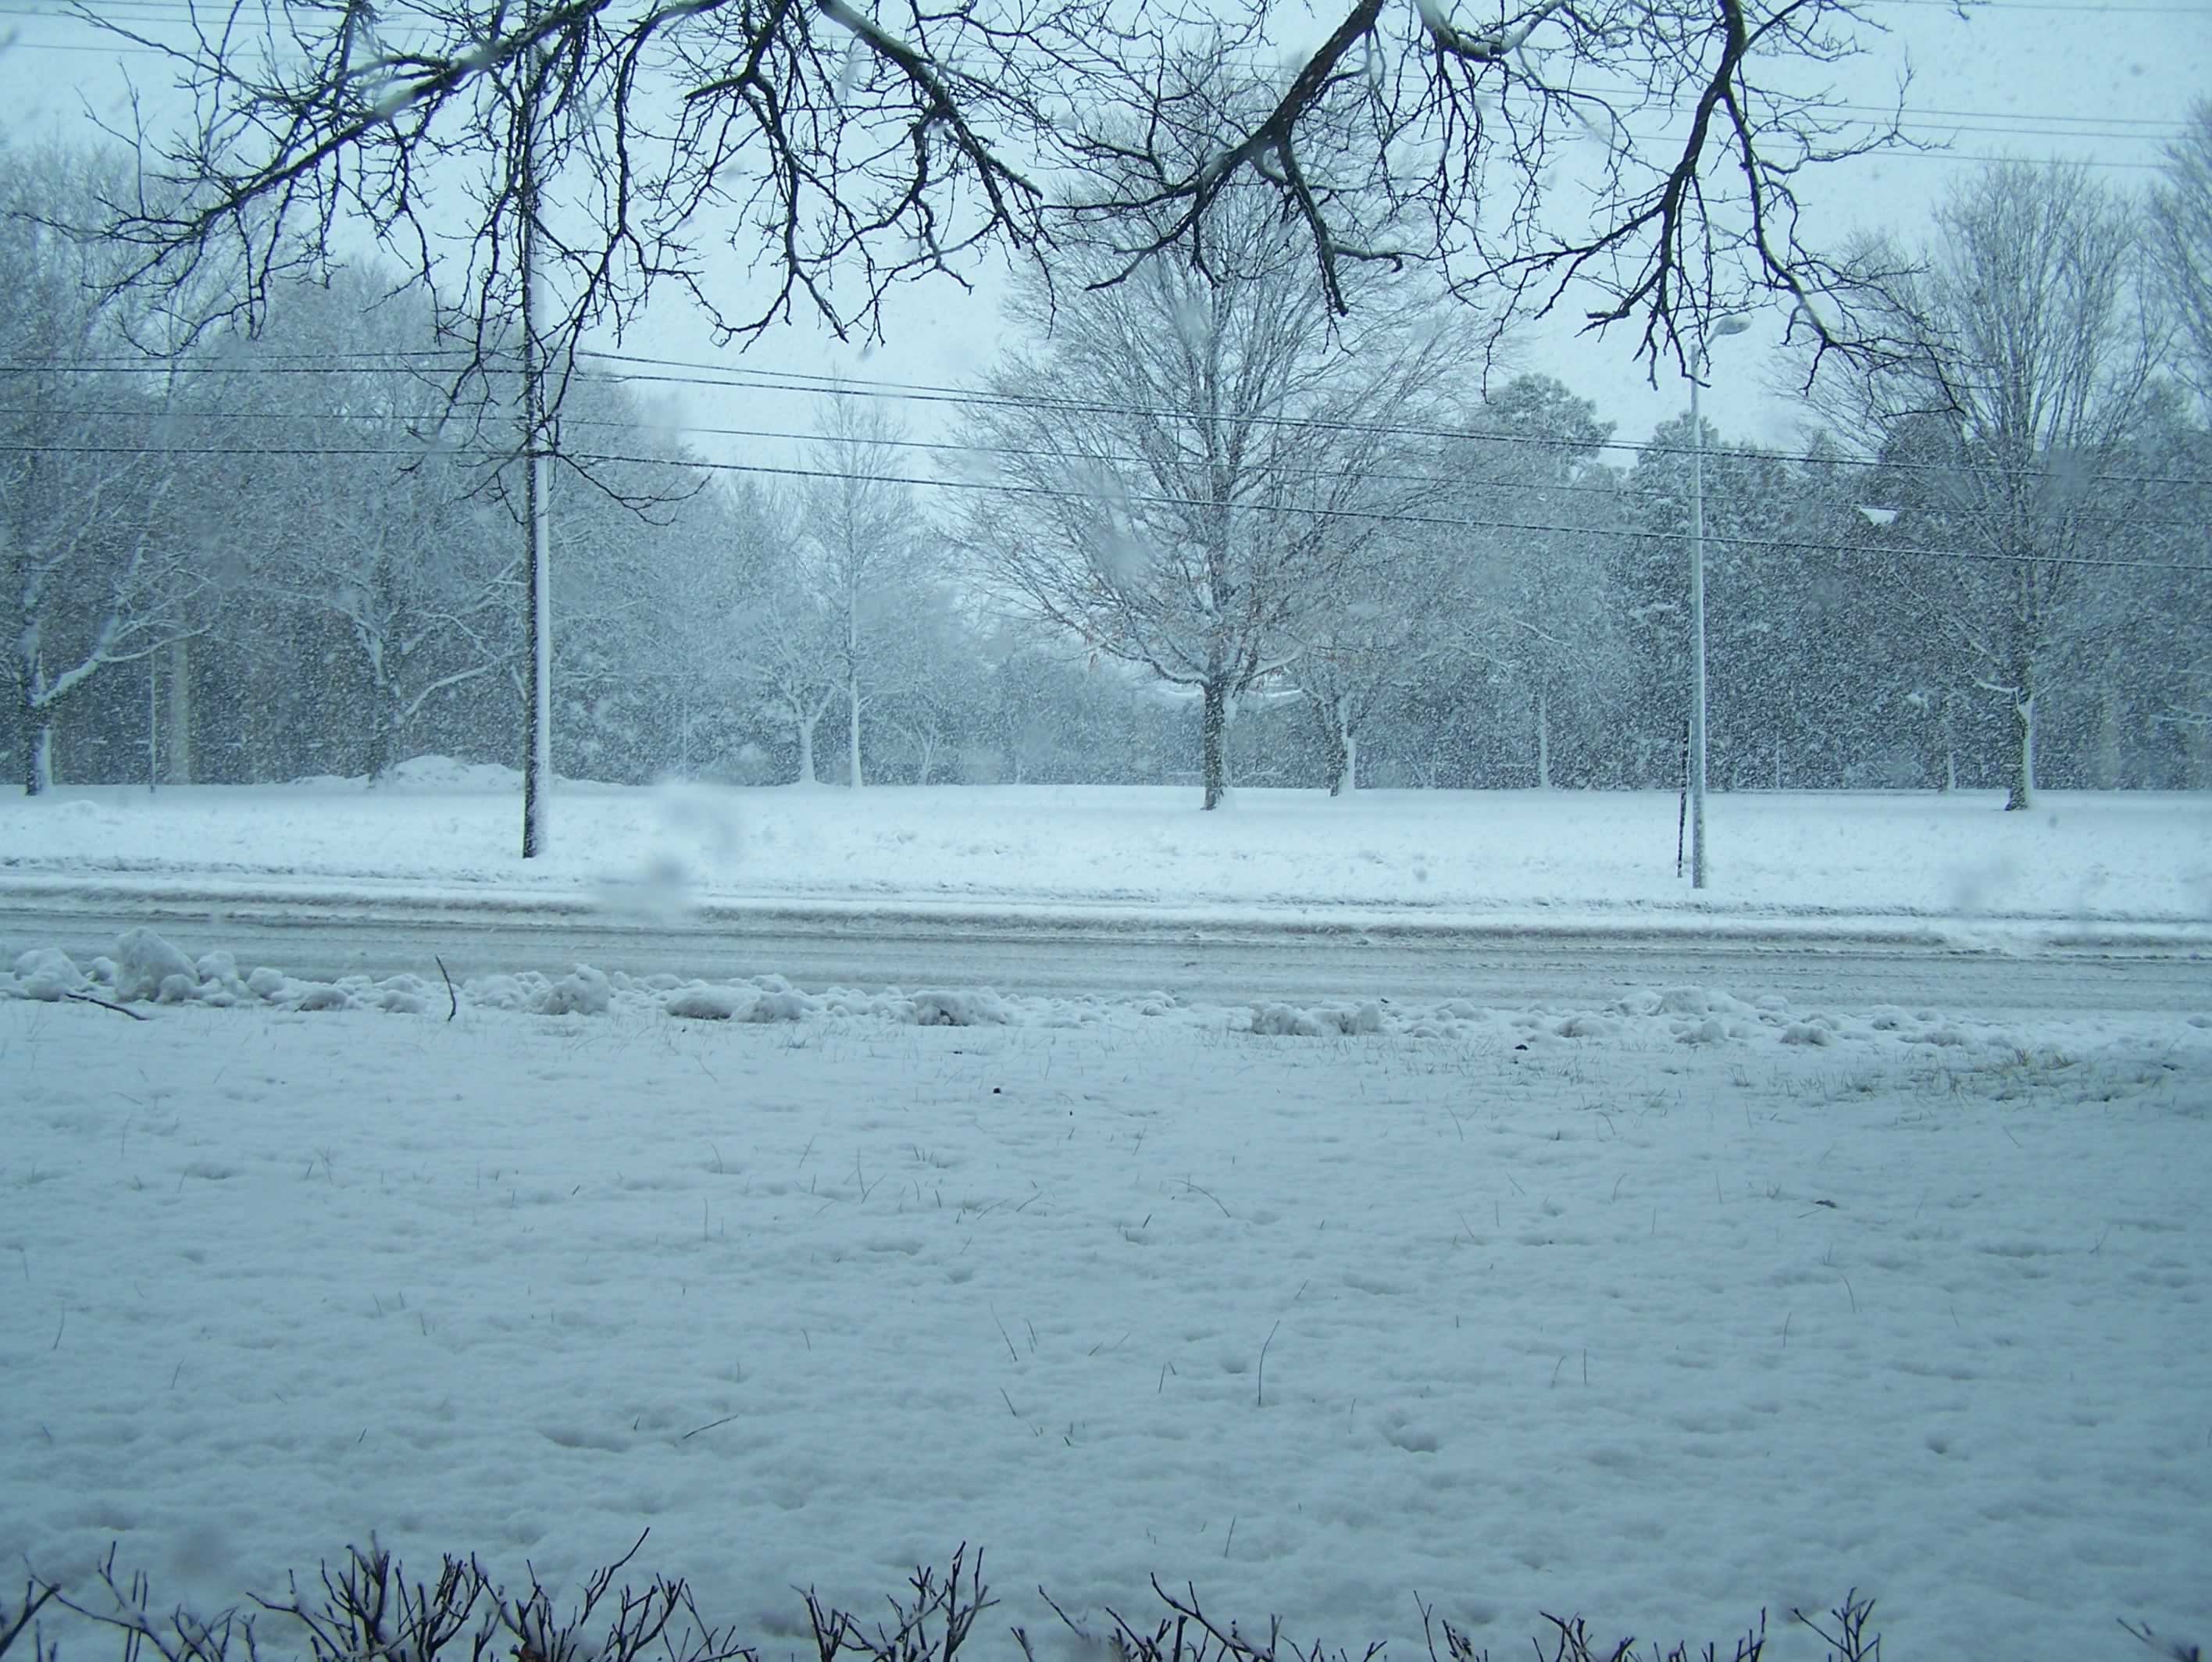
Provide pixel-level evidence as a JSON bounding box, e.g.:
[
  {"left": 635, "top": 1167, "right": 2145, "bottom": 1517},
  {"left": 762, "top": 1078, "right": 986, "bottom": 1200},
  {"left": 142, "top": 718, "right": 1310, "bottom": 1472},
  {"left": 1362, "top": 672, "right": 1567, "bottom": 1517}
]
[
  {"left": 905, "top": 989, "right": 1011, "bottom": 1027},
  {"left": 112, "top": 927, "right": 200, "bottom": 1001},
  {"left": 1248, "top": 1000, "right": 1386, "bottom": 1037},
  {"left": 665, "top": 981, "right": 819, "bottom": 1022},
  {"left": 11, "top": 947, "right": 87, "bottom": 1000}
]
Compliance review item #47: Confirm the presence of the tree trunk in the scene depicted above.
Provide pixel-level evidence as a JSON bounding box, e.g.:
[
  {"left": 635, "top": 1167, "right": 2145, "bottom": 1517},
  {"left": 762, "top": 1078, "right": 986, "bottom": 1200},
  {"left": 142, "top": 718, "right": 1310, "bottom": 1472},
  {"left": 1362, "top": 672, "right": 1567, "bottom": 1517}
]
[
  {"left": 166, "top": 637, "right": 194, "bottom": 785},
  {"left": 1322, "top": 695, "right": 1354, "bottom": 797},
  {"left": 27, "top": 715, "right": 53, "bottom": 795},
  {"left": 1200, "top": 678, "right": 1229, "bottom": 810},
  {"left": 368, "top": 693, "right": 401, "bottom": 784},
  {"left": 2006, "top": 687, "right": 2037, "bottom": 811},
  {"left": 2096, "top": 684, "right": 2122, "bottom": 789},
  {"left": 1535, "top": 689, "right": 1550, "bottom": 790},
  {"left": 795, "top": 715, "right": 819, "bottom": 784},
  {"left": 847, "top": 676, "right": 863, "bottom": 789},
  {"left": 2004, "top": 563, "right": 2039, "bottom": 812}
]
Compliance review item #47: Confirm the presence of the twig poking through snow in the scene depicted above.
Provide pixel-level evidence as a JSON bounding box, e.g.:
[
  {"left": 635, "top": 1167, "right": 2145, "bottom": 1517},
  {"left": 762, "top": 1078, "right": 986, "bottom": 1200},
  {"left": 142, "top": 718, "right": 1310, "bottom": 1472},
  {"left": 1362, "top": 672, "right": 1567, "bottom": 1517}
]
[
  {"left": 435, "top": 955, "right": 458, "bottom": 1022},
  {"left": 65, "top": 992, "right": 148, "bottom": 1021},
  {"left": 1181, "top": 1179, "right": 1231, "bottom": 1218}
]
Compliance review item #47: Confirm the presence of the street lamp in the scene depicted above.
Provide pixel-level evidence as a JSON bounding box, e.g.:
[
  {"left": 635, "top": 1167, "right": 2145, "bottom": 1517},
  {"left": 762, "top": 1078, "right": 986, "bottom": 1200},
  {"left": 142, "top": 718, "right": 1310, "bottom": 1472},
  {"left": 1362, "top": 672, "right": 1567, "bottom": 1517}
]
[{"left": 1687, "top": 313, "right": 1750, "bottom": 892}]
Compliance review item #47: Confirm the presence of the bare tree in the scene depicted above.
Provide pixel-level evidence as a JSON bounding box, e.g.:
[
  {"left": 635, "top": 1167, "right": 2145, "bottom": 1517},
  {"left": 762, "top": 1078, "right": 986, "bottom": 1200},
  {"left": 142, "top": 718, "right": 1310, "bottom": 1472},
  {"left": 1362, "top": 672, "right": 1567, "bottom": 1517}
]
[
  {"left": 726, "top": 487, "right": 847, "bottom": 784},
  {"left": 2150, "top": 100, "right": 2212, "bottom": 414},
  {"left": 1287, "top": 519, "right": 1459, "bottom": 797},
  {"left": 2143, "top": 105, "right": 2212, "bottom": 747},
  {"left": 959, "top": 190, "right": 1464, "bottom": 808},
  {"left": 77, "top": 0, "right": 1921, "bottom": 830},
  {"left": 91, "top": 0, "right": 1057, "bottom": 366},
  {"left": 84, "top": 0, "right": 1061, "bottom": 846},
  {"left": 797, "top": 397, "right": 927, "bottom": 789},
  {"left": 739, "top": 584, "right": 846, "bottom": 785},
  {"left": 1058, "top": 0, "right": 1916, "bottom": 379},
  {"left": 92, "top": 0, "right": 1908, "bottom": 377},
  {"left": 2, "top": 147, "right": 204, "bottom": 795},
  {"left": 1812, "top": 160, "right": 2166, "bottom": 810}
]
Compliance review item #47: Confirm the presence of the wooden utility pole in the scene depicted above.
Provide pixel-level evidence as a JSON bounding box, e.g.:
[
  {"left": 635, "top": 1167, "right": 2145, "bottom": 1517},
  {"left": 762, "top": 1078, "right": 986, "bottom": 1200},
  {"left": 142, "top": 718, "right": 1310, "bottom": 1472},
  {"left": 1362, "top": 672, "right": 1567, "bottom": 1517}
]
[{"left": 518, "top": 28, "right": 554, "bottom": 858}]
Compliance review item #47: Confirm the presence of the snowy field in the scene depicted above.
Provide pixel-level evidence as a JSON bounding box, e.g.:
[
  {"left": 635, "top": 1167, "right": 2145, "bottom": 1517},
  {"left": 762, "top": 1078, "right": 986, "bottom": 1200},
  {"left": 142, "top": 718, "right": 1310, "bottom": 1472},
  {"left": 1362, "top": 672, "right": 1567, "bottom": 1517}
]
[
  {"left": 5, "top": 774, "right": 2209, "bottom": 1657},
  {"left": 3, "top": 932, "right": 2210, "bottom": 1661},
  {"left": 3, "top": 762, "right": 2210, "bottom": 933}
]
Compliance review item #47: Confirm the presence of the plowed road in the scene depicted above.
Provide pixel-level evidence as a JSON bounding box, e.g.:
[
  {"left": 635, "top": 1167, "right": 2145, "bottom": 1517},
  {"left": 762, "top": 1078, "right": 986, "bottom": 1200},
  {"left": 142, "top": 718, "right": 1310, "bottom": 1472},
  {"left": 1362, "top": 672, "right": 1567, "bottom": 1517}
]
[{"left": 1, "top": 893, "right": 2202, "bottom": 1016}]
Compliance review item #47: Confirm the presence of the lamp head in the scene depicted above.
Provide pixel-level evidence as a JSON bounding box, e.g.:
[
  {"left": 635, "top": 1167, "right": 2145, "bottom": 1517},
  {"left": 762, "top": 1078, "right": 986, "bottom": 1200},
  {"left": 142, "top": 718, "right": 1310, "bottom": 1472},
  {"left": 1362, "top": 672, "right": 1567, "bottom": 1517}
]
[{"left": 1711, "top": 316, "right": 1753, "bottom": 338}]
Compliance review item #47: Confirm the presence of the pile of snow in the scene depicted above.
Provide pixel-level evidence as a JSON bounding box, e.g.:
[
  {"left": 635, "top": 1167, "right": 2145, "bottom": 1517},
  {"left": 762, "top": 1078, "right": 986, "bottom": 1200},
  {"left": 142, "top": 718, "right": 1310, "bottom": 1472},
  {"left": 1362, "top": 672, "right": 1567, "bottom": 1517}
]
[
  {"left": 1250, "top": 1000, "right": 1386, "bottom": 1037},
  {"left": 10, "top": 928, "right": 2207, "bottom": 1070}
]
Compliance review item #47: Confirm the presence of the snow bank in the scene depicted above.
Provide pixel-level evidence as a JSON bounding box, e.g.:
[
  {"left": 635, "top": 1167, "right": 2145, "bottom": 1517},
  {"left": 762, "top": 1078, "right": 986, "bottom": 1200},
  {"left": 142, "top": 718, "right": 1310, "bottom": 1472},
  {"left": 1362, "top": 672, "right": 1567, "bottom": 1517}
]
[{"left": 9, "top": 928, "right": 2200, "bottom": 1073}]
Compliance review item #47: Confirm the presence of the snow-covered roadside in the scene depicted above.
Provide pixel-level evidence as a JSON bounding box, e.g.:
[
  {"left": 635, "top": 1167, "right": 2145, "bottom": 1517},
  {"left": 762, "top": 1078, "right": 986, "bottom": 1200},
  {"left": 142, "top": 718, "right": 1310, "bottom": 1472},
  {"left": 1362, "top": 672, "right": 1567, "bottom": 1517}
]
[
  {"left": 5, "top": 771, "right": 2209, "bottom": 938},
  {"left": 4, "top": 929, "right": 2209, "bottom": 1660}
]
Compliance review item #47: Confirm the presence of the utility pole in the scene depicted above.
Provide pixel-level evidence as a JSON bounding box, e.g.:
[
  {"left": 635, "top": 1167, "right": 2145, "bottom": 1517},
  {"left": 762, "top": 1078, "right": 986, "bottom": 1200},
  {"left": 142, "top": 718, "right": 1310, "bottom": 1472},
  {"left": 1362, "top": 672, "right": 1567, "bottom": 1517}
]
[
  {"left": 518, "top": 30, "right": 554, "bottom": 858},
  {"left": 1687, "top": 315, "right": 1749, "bottom": 891}
]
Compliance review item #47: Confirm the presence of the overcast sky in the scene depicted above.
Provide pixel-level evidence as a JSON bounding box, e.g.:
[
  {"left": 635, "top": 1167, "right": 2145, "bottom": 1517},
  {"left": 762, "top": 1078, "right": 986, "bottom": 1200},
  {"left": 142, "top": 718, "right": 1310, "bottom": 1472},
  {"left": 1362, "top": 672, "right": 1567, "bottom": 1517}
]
[{"left": 1, "top": 0, "right": 2203, "bottom": 464}]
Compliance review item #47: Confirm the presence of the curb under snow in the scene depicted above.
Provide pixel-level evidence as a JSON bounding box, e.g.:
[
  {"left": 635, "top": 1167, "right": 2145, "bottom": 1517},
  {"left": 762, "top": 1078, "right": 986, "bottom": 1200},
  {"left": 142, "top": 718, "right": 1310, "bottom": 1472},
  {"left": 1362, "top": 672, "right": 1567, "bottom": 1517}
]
[{"left": 0, "top": 872, "right": 2206, "bottom": 955}]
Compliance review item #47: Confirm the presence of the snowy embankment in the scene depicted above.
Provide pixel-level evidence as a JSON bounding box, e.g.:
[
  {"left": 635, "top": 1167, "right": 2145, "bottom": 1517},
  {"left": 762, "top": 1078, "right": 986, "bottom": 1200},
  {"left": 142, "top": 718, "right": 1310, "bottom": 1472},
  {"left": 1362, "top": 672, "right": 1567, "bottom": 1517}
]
[
  {"left": 4, "top": 926, "right": 2209, "bottom": 1660},
  {"left": 3, "top": 761, "right": 2209, "bottom": 941}
]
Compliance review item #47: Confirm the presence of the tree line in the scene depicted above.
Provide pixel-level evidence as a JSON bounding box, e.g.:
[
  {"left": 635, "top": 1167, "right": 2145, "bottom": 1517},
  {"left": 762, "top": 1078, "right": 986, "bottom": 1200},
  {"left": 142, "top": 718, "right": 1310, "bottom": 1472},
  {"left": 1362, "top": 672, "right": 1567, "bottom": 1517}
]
[{"left": 6, "top": 123, "right": 2209, "bottom": 804}]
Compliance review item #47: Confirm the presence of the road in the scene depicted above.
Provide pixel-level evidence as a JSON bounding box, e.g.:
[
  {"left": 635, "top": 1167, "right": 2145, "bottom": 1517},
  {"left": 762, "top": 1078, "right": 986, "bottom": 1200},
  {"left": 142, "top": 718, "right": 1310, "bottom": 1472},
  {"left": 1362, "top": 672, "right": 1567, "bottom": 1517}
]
[{"left": 2, "top": 893, "right": 2203, "bottom": 1016}]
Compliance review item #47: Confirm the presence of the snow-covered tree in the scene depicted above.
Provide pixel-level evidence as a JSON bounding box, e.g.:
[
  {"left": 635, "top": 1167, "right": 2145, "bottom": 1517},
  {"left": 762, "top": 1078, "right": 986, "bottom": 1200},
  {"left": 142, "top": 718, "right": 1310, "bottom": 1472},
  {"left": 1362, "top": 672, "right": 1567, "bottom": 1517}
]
[
  {"left": 871, "top": 579, "right": 990, "bottom": 784},
  {"left": 643, "top": 480, "right": 786, "bottom": 779},
  {"left": 2, "top": 147, "right": 203, "bottom": 795},
  {"left": 959, "top": 184, "right": 1463, "bottom": 808},
  {"left": 1439, "top": 377, "right": 1625, "bottom": 789},
  {"left": 796, "top": 398, "right": 931, "bottom": 789},
  {"left": 1815, "top": 161, "right": 2167, "bottom": 809},
  {"left": 728, "top": 486, "right": 846, "bottom": 784},
  {"left": 188, "top": 273, "right": 520, "bottom": 781}
]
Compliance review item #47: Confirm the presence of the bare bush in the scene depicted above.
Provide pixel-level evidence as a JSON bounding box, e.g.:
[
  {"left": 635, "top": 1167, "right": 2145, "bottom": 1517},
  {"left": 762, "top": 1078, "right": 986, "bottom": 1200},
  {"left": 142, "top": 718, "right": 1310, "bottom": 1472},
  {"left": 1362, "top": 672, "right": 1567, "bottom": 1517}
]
[
  {"left": 32, "top": 1538, "right": 1902, "bottom": 1662},
  {"left": 802, "top": 1543, "right": 993, "bottom": 1662},
  {"left": 1791, "top": 1592, "right": 1879, "bottom": 1662},
  {"left": 60, "top": 1536, "right": 751, "bottom": 1662},
  {"left": 0, "top": 1580, "right": 60, "bottom": 1662}
]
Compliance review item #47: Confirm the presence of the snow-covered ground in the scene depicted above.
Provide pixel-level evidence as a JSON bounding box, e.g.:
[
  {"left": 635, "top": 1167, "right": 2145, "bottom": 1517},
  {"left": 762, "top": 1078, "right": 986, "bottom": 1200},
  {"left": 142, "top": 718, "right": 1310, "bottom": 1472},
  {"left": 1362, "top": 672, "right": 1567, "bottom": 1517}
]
[
  {"left": 5, "top": 776, "right": 2209, "bottom": 1656},
  {"left": 3, "top": 929, "right": 2210, "bottom": 1661},
  {"left": 4, "top": 765, "right": 2209, "bottom": 936}
]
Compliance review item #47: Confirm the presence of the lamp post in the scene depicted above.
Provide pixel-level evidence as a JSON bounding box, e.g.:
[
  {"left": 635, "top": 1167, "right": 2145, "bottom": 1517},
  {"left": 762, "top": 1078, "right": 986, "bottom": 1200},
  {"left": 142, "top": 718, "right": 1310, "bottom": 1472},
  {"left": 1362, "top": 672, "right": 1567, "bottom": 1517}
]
[{"left": 1687, "top": 314, "right": 1750, "bottom": 891}]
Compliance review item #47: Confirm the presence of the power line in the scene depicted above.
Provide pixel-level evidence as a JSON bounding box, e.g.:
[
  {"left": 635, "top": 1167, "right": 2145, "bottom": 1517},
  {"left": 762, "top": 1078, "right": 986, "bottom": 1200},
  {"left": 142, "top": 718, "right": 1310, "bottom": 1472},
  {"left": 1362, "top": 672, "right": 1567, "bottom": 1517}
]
[
  {"left": 4, "top": 438, "right": 2206, "bottom": 572},
  {"left": 16, "top": 401, "right": 2210, "bottom": 530},
  {"left": 568, "top": 350, "right": 2212, "bottom": 492},
  {"left": 11, "top": 347, "right": 2210, "bottom": 490},
  {"left": 590, "top": 446, "right": 2207, "bottom": 573},
  {"left": 1867, "top": 0, "right": 2208, "bottom": 12},
  {"left": 0, "top": 33, "right": 166, "bottom": 50}
]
